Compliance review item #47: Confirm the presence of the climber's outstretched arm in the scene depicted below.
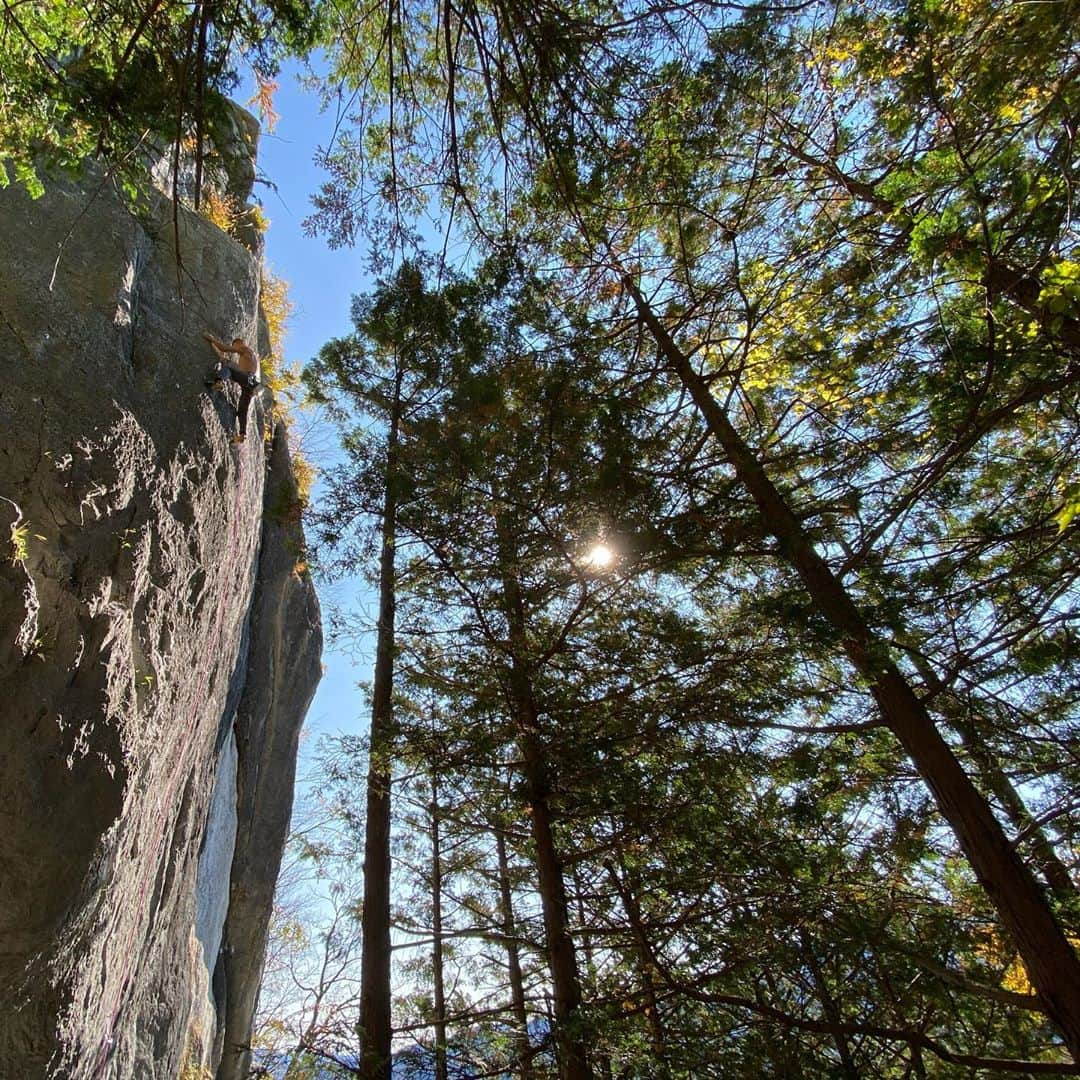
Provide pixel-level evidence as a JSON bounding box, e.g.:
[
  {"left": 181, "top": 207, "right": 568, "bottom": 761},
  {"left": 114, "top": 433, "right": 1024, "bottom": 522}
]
[{"left": 203, "top": 332, "right": 238, "bottom": 356}]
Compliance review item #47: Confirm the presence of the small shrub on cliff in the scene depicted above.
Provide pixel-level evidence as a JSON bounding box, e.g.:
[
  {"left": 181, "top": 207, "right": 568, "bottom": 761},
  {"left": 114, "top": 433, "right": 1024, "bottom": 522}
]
[
  {"left": 178, "top": 1061, "right": 214, "bottom": 1080},
  {"left": 260, "top": 266, "right": 297, "bottom": 399},
  {"left": 199, "top": 188, "right": 270, "bottom": 243},
  {"left": 200, "top": 188, "right": 241, "bottom": 233},
  {"left": 291, "top": 452, "right": 316, "bottom": 509},
  {"left": 3, "top": 499, "right": 43, "bottom": 565},
  {"left": 9, "top": 522, "right": 30, "bottom": 565}
]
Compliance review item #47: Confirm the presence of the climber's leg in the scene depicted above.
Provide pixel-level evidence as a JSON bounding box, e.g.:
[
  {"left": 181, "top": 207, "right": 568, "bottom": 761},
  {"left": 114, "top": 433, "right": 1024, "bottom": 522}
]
[{"left": 234, "top": 382, "right": 254, "bottom": 442}]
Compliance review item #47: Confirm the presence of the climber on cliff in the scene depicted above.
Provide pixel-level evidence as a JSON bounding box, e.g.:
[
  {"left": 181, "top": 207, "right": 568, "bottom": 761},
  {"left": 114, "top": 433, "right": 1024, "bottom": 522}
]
[{"left": 203, "top": 332, "right": 260, "bottom": 444}]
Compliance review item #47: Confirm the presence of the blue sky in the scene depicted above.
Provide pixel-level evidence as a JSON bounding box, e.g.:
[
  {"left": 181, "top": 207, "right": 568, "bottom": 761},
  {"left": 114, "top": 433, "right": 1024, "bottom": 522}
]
[{"left": 250, "top": 60, "right": 375, "bottom": 751}]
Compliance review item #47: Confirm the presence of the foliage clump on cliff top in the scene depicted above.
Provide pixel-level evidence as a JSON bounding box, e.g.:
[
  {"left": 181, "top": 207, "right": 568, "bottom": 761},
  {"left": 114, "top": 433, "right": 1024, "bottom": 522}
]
[{"left": 0, "top": 0, "right": 323, "bottom": 198}]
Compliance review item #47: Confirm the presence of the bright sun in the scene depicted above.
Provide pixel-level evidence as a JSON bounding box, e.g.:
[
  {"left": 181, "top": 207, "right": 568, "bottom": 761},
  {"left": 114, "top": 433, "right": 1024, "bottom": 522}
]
[{"left": 584, "top": 543, "right": 615, "bottom": 569}]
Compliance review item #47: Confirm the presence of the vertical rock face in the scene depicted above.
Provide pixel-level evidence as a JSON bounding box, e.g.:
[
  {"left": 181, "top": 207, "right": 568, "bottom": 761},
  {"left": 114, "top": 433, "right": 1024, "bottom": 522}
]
[
  {"left": 217, "top": 430, "right": 323, "bottom": 1080},
  {"left": 0, "top": 131, "right": 321, "bottom": 1078}
]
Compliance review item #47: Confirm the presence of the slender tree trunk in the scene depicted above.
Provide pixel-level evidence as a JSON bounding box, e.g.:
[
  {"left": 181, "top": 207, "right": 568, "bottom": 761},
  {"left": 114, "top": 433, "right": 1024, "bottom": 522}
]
[
  {"left": 516, "top": 734, "right": 591, "bottom": 1080},
  {"left": 798, "top": 932, "right": 860, "bottom": 1080},
  {"left": 603, "top": 858, "right": 669, "bottom": 1076},
  {"left": 496, "top": 825, "right": 535, "bottom": 1080},
  {"left": 358, "top": 367, "right": 404, "bottom": 1080},
  {"left": 191, "top": 0, "right": 211, "bottom": 210},
  {"left": 496, "top": 515, "right": 593, "bottom": 1080},
  {"left": 430, "top": 774, "right": 449, "bottom": 1080},
  {"left": 571, "top": 864, "right": 613, "bottom": 1080},
  {"left": 626, "top": 278, "right": 1080, "bottom": 1059}
]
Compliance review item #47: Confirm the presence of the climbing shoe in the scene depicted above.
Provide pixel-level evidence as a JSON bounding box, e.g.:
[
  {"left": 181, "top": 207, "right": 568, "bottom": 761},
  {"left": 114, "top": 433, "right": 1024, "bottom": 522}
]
[{"left": 230, "top": 433, "right": 246, "bottom": 444}]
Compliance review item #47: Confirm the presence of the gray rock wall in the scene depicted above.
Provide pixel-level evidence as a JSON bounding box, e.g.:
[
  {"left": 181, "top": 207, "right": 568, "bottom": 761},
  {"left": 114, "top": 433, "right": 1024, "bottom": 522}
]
[
  {"left": 0, "top": 150, "right": 321, "bottom": 1078},
  {"left": 218, "top": 429, "right": 323, "bottom": 1080}
]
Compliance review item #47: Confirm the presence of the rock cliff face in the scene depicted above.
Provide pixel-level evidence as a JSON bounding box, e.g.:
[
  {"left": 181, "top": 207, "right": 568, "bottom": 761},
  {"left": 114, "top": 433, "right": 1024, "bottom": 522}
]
[{"left": 0, "top": 123, "right": 321, "bottom": 1078}]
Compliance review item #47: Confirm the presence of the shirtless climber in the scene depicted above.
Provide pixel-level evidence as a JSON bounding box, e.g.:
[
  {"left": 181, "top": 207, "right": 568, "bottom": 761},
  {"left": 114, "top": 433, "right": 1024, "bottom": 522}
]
[{"left": 203, "top": 333, "right": 260, "bottom": 444}]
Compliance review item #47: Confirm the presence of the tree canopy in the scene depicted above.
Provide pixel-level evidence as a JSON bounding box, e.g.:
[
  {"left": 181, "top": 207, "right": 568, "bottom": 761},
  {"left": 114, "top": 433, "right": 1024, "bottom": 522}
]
[
  {"left": 18, "top": 0, "right": 1080, "bottom": 1074},
  {"left": 292, "top": 0, "right": 1080, "bottom": 1071},
  {"left": 0, "top": 0, "right": 321, "bottom": 197}
]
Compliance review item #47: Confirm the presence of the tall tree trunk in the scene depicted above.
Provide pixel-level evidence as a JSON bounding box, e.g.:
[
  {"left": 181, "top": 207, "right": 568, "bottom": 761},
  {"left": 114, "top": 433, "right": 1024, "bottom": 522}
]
[
  {"left": 626, "top": 278, "right": 1080, "bottom": 1059},
  {"left": 515, "top": 726, "right": 591, "bottom": 1080},
  {"left": 496, "top": 824, "right": 535, "bottom": 1080},
  {"left": 496, "top": 514, "right": 593, "bottom": 1080},
  {"left": 571, "top": 864, "right": 613, "bottom": 1080},
  {"left": 358, "top": 366, "right": 404, "bottom": 1080},
  {"left": 430, "top": 774, "right": 449, "bottom": 1080}
]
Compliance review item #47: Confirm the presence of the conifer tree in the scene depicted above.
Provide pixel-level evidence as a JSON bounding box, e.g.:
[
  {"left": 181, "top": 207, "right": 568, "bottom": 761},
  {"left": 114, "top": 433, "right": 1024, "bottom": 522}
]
[{"left": 306, "top": 0, "right": 1080, "bottom": 1060}]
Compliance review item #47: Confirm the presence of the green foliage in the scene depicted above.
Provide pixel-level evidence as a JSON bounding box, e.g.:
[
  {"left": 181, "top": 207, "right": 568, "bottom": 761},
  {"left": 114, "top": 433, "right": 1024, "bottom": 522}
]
[
  {"left": 296, "top": 245, "right": 1075, "bottom": 1073},
  {"left": 1041, "top": 260, "right": 1080, "bottom": 318},
  {"left": 277, "top": 0, "right": 1080, "bottom": 1073},
  {"left": 0, "top": 0, "right": 325, "bottom": 198},
  {"left": 1057, "top": 482, "right": 1080, "bottom": 532}
]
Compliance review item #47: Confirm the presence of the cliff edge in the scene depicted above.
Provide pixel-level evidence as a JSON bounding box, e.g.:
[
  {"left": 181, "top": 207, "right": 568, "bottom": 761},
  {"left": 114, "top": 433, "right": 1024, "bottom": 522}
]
[{"left": 0, "top": 121, "right": 322, "bottom": 1079}]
